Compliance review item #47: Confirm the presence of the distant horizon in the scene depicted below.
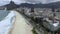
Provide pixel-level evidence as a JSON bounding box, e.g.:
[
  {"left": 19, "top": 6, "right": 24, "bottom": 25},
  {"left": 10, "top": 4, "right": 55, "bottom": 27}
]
[{"left": 0, "top": 0, "right": 60, "bottom": 6}]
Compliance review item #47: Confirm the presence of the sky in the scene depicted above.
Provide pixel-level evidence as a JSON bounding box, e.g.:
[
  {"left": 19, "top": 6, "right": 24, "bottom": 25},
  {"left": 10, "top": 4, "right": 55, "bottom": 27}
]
[{"left": 0, "top": 0, "right": 60, "bottom": 6}]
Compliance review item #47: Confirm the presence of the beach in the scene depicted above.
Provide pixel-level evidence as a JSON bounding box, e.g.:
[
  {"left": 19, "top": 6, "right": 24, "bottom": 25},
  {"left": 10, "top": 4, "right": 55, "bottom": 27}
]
[{"left": 10, "top": 11, "right": 33, "bottom": 34}]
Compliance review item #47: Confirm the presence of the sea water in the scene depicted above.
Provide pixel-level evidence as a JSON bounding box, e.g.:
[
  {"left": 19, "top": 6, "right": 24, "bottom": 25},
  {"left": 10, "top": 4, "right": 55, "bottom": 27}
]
[
  {"left": 0, "top": 10, "right": 10, "bottom": 21},
  {"left": 0, "top": 10, "right": 15, "bottom": 34}
]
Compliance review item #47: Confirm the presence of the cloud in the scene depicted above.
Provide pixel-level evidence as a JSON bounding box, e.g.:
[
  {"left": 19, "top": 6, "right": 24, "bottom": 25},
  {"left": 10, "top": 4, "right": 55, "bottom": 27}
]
[
  {"left": 24, "top": 0, "right": 60, "bottom": 4},
  {"left": 12, "top": 0, "right": 25, "bottom": 4},
  {"left": 25, "top": 0, "right": 42, "bottom": 4},
  {"left": 0, "top": 0, "right": 10, "bottom": 6}
]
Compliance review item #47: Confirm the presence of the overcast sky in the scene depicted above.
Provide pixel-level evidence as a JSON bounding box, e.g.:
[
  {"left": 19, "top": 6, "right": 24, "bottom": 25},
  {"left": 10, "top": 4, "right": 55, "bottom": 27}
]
[{"left": 0, "top": 0, "right": 60, "bottom": 6}]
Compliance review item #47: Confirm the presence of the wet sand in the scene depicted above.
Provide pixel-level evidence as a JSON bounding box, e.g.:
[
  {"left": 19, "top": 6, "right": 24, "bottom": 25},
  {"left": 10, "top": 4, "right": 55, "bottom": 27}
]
[{"left": 10, "top": 11, "right": 33, "bottom": 34}]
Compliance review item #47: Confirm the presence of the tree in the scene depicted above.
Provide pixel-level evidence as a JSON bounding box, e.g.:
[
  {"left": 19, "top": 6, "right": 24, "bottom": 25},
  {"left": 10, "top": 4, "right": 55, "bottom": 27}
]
[{"left": 32, "top": 27, "right": 38, "bottom": 34}]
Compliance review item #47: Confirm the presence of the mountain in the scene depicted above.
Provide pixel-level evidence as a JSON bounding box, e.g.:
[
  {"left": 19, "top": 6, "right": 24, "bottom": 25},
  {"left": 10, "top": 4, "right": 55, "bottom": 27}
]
[
  {"left": 1, "top": 1, "right": 60, "bottom": 10},
  {"left": 19, "top": 1, "right": 60, "bottom": 8},
  {"left": 1, "top": 1, "right": 19, "bottom": 10},
  {"left": 47, "top": 1, "right": 60, "bottom": 8},
  {"left": 5, "top": 1, "right": 19, "bottom": 10}
]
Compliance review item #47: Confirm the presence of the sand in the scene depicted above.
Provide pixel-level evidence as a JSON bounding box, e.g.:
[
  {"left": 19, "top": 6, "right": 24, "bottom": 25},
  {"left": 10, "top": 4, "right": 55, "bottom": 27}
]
[{"left": 10, "top": 11, "right": 33, "bottom": 34}]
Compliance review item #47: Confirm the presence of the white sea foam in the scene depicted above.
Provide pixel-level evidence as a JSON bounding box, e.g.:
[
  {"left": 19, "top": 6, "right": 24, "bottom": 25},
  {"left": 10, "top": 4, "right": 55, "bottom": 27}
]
[{"left": 0, "top": 11, "right": 15, "bottom": 34}]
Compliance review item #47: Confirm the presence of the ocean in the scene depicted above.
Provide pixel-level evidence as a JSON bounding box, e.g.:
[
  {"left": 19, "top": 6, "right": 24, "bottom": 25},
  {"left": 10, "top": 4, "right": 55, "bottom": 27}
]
[
  {"left": 0, "top": 10, "right": 15, "bottom": 34},
  {"left": 0, "top": 10, "right": 10, "bottom": 21}
]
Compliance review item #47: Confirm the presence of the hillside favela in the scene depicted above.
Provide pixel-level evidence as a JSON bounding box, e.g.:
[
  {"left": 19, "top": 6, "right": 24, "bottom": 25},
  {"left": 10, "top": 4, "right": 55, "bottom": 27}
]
[{"left": 1, "top": 0, "right": 60, "bottom": 34}]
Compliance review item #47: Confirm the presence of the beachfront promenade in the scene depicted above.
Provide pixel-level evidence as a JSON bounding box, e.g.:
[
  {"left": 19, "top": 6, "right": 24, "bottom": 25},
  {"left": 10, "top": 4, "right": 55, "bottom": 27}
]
[{"left": 10, "top": 11, "right": 33, "bottom": 34}]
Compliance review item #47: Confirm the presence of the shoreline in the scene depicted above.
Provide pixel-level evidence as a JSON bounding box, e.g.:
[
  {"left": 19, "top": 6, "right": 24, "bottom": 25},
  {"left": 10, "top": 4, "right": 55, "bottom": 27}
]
[{"left": 9, "top": 11, "right": 33, "bottom": 34}]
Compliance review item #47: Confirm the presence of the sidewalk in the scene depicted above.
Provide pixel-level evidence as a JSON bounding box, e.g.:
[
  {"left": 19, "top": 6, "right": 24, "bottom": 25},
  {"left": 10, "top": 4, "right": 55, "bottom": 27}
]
[{"left": 10, "top": 11, "right": 33, "bottom": 34}]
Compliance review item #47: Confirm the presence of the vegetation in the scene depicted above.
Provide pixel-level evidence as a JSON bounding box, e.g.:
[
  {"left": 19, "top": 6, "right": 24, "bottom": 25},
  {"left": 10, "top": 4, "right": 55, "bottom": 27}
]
[
  {"left": 44, "top": 30, "right": 48, "bottom": 34},
  {"left": 32, "top": 28, "right": 38, "bottom": 34}
]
